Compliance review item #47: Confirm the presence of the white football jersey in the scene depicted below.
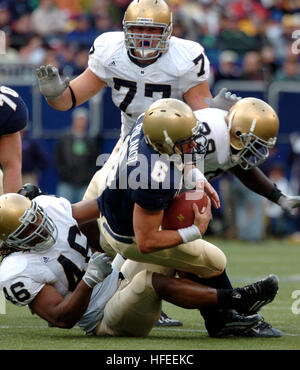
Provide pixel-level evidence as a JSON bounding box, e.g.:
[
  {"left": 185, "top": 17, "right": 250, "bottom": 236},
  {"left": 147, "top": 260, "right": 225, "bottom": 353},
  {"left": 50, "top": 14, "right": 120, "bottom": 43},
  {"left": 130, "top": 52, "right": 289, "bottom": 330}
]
[
  {"left": 89, "top": 32, "right": 210, "bottom": 138},
  {"left": 194, "top": 108, "right": 235, "bottom": 180},
  {"left": 0, "top": 195, "right": 119, "bottom": 333}
]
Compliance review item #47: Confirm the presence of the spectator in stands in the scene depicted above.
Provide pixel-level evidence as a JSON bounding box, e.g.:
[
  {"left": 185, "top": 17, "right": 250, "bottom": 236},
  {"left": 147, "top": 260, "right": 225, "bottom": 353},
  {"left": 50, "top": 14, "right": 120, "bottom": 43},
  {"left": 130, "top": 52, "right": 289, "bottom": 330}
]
[
  {"left": 54, "top": 107, "right": 98, "bottom": 203},
  {"left": 72, "top": 48, "right": 89, "bottom": 76},
  {"left": 53, "top": 0, "right": 83, "bottom": 18},
  {"left": 260, "top": 45, "right": 279, "bottom": 84},
  {"left": 58, "top": 43, "right": 78, "bottom": 76},
  {"left": 7, "top": 0, "right": 34, "bottom": 22},
  {"left": 31, "top": 0, "right": 67, "bottom": 38},
  {"left": 41, "top": 49, "right": 61, "bottom": 71},
  {"left": 230, "top": 177, "right": 265, "bottom": 242},
  {"left": 94, "top": 13, "right": 115, "bottom": 34},
  {"left": 264, "top": 163, "right": 294, "bottom": 238},
  {"left": 0, "top": 3, "right": 11, "bottom": 32},
  {"left": 214, "top": 50, "right": 241, "bottom": 83},
  {"left": 21, "top": 129, "right": 48, "bottom": 186},
  {"left": 19, "top": 34, "right": 46, "bottom": 66},
  {"left": 9, "top": 13, "right": 33, "bottom": 51},
  {"left": 106, "top": 0, "right": 131, "bottom": 29},
  {"left": 274, "top": 59, "right": 300, "bottom": 82},
  {"left": 228, "top": 0, "right": 269, "bottom": 22},
  {"left": 64, "top": 13, "right": 98, "bottom": 48},
  {"left": 240, "top": 51, "right": 264, "bottom": 81}
]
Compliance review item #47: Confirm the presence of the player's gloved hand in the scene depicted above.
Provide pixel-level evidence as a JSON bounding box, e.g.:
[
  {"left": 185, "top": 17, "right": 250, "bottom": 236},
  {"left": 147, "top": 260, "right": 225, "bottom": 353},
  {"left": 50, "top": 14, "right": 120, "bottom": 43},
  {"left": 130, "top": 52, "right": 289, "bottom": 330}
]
[
  {"left": 278, "top": 195, "right": 300, "bottom": 216},
  {"left": 83, "top": 252, "right": 112, "bottom": 288},
  {"left": 17, "top": 183, "right": 45, "bottom": 200},
  {"left": 36, "top": 64, "right": 70, "bottom": 100},
  {"left": 206, "top": 88, "right": 241, "bottom": 111}
]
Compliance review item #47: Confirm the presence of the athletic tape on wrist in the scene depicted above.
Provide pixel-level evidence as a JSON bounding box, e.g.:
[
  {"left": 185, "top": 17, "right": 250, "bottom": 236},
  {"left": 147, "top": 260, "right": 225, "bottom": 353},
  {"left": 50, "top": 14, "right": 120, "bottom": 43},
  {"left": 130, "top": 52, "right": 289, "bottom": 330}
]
[
  {"left": 178, "top": 224, "right": 202, "bottom": 243},
  {"left": 186, "top": 168, "right": 206, "bottom": 184}
]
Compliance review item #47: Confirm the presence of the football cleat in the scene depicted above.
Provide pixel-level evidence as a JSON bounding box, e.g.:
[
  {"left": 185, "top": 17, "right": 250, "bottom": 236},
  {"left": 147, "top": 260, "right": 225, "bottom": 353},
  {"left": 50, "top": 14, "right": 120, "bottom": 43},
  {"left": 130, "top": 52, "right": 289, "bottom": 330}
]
[
  {"left": 232, "top": 274, "right": 279, "bottom": 315},
  {"left": 242, "top": 319, "right": 283, "bottom": 338},
  {"left": 155, "top": 311, "right": 183, "bottom": 327},
  {"left": 208, "top": 310, "right": 262, "bottom": 338}
]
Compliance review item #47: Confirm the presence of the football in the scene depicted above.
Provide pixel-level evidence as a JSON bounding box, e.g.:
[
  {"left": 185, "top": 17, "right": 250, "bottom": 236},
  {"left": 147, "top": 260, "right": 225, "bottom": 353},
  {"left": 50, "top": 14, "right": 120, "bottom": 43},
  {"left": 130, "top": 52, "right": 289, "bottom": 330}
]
[{"left": 162, "top": 190, "right": 209, "bottom": 230}]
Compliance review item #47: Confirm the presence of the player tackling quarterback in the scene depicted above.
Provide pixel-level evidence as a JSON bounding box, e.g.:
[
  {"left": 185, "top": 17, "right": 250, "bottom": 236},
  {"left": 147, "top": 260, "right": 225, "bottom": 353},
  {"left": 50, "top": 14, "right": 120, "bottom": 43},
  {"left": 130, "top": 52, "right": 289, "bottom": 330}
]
[
  {"left": 0, "top": 192, "right": 279, "bottom": 337},
  {"left": 35, "top": 0, "right": 238, "bottom": 327}
]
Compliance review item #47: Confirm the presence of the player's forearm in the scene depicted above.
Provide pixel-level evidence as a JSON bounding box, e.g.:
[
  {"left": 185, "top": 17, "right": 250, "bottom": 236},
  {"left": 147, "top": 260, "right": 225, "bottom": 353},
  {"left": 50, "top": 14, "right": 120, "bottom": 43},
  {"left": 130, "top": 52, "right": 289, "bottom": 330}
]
[
  {"left": 136, "top": 229, "right": 183, "bottom": 254},
  {"left": 47, "top": 281, "right": 93, "bottom": 329},
  {"left": 46, "top": 87, "right": 73, "bottom": 111},
  {"left": 2, "top": 164, "right": 22, "bottom": 193},
  {"left": 72, "top": 199, "right": 101, "bottom": 224},
  {"left": 230, "top": 166, "right": 275, "bottom": 200}
]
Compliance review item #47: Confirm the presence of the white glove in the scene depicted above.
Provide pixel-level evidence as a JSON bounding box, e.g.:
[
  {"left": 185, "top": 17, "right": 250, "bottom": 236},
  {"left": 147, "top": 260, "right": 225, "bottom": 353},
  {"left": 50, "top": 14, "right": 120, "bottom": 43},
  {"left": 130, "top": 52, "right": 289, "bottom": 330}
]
[
  {"left": 36, "top": 64, "right": 70, "bottom": 100},
  {"left": 206, "top": 88, "right": 241, "bottom": 111},
  {"left": 278, "top": 195, "right": 300, "bottom": 216},
  {"left": 83, "top": 253, "right": 112, "bottom": 288}
]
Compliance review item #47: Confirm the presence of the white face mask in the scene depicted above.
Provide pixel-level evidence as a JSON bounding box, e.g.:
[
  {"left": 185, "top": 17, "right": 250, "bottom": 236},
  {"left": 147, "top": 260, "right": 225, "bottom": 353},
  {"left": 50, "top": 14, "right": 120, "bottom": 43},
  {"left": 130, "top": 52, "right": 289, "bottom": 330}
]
[
  {"left": 123, "top": 22, "right": 171, "bottom": 61},
  {"left": 5, "top": 201, "right": 57, "bottom": 252}
]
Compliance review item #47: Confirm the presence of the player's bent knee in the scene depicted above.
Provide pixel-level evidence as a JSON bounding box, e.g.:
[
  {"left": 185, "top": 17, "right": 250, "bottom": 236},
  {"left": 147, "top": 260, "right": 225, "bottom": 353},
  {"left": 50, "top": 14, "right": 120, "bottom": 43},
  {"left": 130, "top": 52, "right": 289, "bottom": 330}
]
[
  {"left": 131, "top": 270, "right": 155, "bottom": 295},
  {"left": 202, "top": 243, "right": 227, "bottom": 277}
]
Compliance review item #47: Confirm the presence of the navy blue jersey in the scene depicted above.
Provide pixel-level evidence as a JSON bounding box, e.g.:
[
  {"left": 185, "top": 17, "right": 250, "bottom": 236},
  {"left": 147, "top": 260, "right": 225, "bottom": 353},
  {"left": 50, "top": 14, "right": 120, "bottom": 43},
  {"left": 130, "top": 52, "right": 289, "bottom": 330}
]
[
  {"left": 0, "top": 86, "right": 28, "bottom": 136},
  {"left": 98, "top": 115, "right": 183, "bottom": 236}
]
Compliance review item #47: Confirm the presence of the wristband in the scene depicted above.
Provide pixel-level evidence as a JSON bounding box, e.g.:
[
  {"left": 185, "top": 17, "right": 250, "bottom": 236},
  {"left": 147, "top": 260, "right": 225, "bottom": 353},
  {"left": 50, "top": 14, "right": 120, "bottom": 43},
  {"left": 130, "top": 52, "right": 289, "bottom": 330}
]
[
  {"left": 267, "top": 186, "right": 283, "bottom": 203},
  {"left": 68, "top": 85, "right": 77, "bottom": 110},
  {"left": 187, "top": 168, "right": 206, "bottom": 182},
  {"left": 178, "top": 224, "right": 202, "bottom": 243},
  {"left": 185, "top": 168, "right": 206, "bottom": 189}
]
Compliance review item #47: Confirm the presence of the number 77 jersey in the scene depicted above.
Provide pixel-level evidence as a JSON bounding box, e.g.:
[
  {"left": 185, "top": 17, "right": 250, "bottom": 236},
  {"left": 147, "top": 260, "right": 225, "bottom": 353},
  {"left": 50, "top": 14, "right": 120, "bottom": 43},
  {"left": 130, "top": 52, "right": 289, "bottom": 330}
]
[{"left": 88, "top": 32, "right": 210, "bottom": 138}]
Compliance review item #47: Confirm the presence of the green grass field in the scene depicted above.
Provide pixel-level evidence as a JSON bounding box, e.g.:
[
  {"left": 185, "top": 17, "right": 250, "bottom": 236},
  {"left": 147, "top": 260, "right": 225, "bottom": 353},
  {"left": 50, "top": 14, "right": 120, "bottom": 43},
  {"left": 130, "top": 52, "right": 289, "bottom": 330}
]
[{"left": 1, "top": 238, "right": 300, "bottom": 350}]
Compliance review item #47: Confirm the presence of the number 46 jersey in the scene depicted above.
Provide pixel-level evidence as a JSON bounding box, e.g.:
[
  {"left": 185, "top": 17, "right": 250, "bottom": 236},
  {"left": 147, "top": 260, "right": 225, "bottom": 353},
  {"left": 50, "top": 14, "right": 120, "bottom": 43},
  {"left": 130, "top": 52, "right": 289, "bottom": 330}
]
[
  {"left": 88, "top": 32, "right": 210, "bottom": 138},
  {"left": 0, "top": 195, "right": 91, "bottom": 307},
  {"left": 0, "top": 195, "right": 119, "bottom": 333}
]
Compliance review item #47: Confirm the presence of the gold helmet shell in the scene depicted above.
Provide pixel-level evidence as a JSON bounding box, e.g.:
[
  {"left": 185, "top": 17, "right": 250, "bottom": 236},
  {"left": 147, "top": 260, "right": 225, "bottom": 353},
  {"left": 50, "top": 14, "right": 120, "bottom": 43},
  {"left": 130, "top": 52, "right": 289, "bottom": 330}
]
[
  {"left": 143, "top": 98, "right": 202, "bottom": 155},
  {"left": 226, "top": 97, "right": 279, "bottom": 150},
  {"left": 0, "top": 193, "right": 31, "bottom": 241},
  {"left": 0, "top": 193, "right": 57, "bottom": 252},
  {"left": 123, "top": 0, "right": 173, "bottom": 61},
  {"left": 226, "top": 97, "right": 279, "bottom": 169}
]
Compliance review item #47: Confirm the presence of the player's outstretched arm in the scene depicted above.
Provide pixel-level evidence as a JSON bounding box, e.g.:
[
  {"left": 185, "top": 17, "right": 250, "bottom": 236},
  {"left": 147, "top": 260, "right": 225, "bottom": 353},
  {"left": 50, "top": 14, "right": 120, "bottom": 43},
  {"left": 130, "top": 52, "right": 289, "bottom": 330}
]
[
  {"left": 0, "top": 132, "right": 22, "bottom": 193},
  {"left": 71, "top": 198, "right": 101, "bottom": 224},
  {"left": 29, "top": 253, "right": 112, "bottom": 328},
  {"left": 36, "top": 65, "right": 106, "bottom": 111},
  {"left": 230, "top": 165, "right": 300, "bottom": 215}
]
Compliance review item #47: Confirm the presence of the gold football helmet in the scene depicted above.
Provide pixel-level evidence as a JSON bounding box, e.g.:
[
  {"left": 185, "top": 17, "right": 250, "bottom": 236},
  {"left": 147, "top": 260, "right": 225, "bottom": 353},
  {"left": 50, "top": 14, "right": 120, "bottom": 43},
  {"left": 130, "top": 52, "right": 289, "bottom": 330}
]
[
  {"left": 226, "top": 97, "right": 279, "bottom": 170},
  {"left": 0, "top": 193, "right": 57, "bottom": 252},
  {"left": 143, "top": 98, "right": 207, "bottom": 159},
  {"left": 123, "top": 0, "right": 173, "bottom": 61}
]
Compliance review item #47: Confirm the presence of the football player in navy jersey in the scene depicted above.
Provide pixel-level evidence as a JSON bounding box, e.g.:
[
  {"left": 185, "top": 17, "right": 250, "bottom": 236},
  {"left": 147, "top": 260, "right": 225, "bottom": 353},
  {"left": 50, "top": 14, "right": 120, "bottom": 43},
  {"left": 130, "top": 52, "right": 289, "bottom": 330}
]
[
  {"left": 91, "top": 99, "right": 279, "bottom": 337},
  {"left": 35, "top": 0, "right": 238, "bottom": 327},
  {"left": 0, "top": 85, "right": 29, "bottom": 193}
]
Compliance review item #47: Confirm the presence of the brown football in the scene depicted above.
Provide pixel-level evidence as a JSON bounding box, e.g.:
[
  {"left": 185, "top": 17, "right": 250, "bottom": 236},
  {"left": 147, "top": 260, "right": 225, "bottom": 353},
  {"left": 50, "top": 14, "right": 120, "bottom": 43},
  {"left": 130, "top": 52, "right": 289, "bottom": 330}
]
[{"left": 162, "top": 190, "right": 209, "bottom": 230}]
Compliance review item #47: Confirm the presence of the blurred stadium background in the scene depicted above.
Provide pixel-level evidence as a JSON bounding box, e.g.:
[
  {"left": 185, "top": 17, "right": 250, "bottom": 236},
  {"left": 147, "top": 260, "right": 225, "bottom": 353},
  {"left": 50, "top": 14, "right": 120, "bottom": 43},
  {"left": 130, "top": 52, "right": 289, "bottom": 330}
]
[{"left": 0, "top": 0, "right": 300, "bottom": 242}]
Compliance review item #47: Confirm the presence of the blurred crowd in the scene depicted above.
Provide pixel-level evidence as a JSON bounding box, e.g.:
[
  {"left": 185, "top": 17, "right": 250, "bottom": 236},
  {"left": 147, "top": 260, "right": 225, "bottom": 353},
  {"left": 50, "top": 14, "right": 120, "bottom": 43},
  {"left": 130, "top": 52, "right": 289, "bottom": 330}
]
[
  {"left": 0, "top": 0, "right": 299, "bottom": 82},
  {"left": 1, "top": 0, "right": 300, "bottom": 241}
]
